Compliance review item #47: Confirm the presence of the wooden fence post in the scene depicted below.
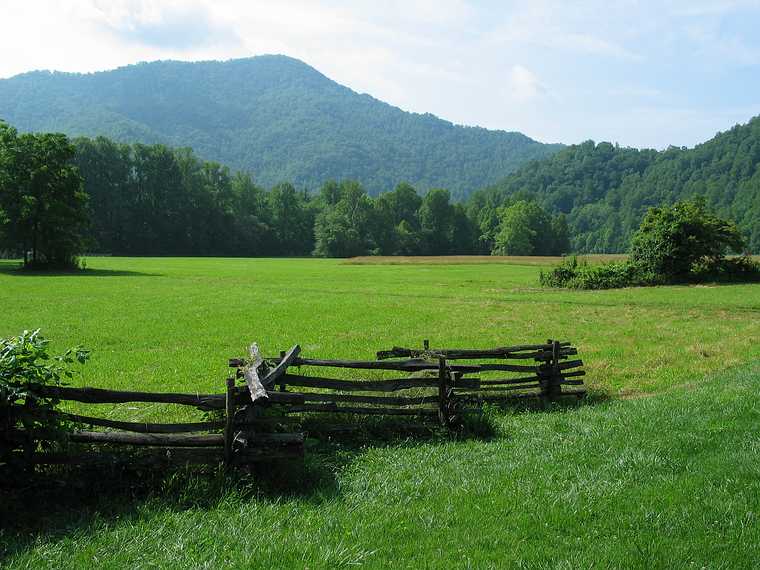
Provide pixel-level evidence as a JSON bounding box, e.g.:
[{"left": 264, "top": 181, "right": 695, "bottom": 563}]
[
  {"left": 540, "top": 339, "right": 552, "bottom": 409},
  {"left": 224, "top": 377, "right": 235, "bottom": 468},
  {"left": 540, "top": 339, "right": 562, "bottom": 408},
  {"left": 438, "top": 356, "right": 450, "bottom": 428},
  {"left": 550, "top": 340, "right": 561, "bottom": 402},
  {"left": 279, "top": 350, "right": 287, "bottom": 392}
]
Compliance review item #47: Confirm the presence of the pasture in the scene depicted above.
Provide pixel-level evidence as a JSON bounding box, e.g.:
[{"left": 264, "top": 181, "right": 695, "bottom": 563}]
[{"left": 2, "top": 256, "right": 760, "bottom": 568}]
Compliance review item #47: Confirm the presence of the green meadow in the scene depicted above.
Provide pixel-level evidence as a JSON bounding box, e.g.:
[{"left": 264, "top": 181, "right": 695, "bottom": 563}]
[{"left": 2, "top": 256, "right": 760, "bottom": 568}]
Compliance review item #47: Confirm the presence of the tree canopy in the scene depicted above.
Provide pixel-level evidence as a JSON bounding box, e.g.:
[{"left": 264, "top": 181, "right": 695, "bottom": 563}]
[
  {"left": 67, "top": 136, "right": 484, "bottom": 258},
  {"left": 492, "top": 201, "right": 570, "bottom": 256},
  {"left": 0, "top": 122, "right": 87, "bottom": 268}
]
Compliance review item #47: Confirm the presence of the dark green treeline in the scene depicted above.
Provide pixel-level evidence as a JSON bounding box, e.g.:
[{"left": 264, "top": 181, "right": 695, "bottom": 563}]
[
  {"left": 71, "top": 136, "right": 568, "bottom": 257},
  {"left": 73, "top": 137, "right": 468, "bottom": 256}
]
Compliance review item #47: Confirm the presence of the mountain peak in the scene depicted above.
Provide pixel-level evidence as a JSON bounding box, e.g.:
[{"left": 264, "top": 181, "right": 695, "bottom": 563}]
[{"left": 0, "top": 55, "right": 560, "bottom": 198}]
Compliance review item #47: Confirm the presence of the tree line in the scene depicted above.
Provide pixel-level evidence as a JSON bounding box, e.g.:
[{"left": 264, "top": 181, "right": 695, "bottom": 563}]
[
  {"left": 0, "top": 122, "right": 571, "bottom": 266},
  {"left": 477, "top": 116, "right": 760, "bottom": 253}
]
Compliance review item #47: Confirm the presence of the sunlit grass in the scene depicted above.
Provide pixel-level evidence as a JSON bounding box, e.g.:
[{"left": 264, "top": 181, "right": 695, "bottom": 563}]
[
  {"left": 4, "top": 364, "right": 760, "bottom": 568},
  {"left": 2, "top": 257, "right": 760, "bottom": 568},
  {"left": 1, "top": 256, "right": 758, "bottom": 420}
]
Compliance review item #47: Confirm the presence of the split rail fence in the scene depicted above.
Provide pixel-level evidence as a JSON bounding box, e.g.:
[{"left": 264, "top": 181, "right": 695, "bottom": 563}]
[
  {"left": 229, "top": 339, "right": 586, "bottom": 428},
  {"left": 2, "top": 339, "right": 585, "bottom": 472}
]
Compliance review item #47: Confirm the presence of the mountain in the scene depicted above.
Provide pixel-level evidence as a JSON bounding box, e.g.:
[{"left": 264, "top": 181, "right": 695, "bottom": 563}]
[
  {"left": 469, "top": 116, "right": 760, "bottom": 252},
  {"left": 0, "top": 55, "right": 561, "bottom": 199}
]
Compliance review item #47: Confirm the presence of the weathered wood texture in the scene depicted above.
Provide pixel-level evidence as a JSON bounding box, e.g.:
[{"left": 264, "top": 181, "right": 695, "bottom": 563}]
[
  {"left": 278, "top": 374, "right": 480, "bottom": 392},
  {"left": 244, "top": 343, "right": 268, "bottom": 403},
  {"left": 257, "top": 356, "right": 582, "bottom": 375},
  {"left": 377, "top": 343, "right": 574, "bottom": 360},
  {"left": 285, "top": 403, "right": 439, "bottom": 416},
  {"left": 31, "top": 385, "right": 226, "bottom": 410},
  {"left": 261, "top": 345, "right": 301, "bottom": 387},
  {"left": 226, "top": 340, "right": 587, "bottom": 426},
  {"left": 224, "top": 377, "right": 236, "bottom": 466},
  {"left": 69, "top": 430, "right": 224, "bottom": 447},
  {"left": 55, "top": 412, "right": 224, "bottom": 434},
  {"left": 7, "top": 338, "right": 585, "bottom": 474}
]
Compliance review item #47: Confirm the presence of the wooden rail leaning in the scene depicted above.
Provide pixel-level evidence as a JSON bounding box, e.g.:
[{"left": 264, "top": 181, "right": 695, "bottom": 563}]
[
  {"left": 376, "top": 342, "right": 575, "bottom": 360},
  {"left": 29, "top": 384, "right": 304, "bottom": 409}
]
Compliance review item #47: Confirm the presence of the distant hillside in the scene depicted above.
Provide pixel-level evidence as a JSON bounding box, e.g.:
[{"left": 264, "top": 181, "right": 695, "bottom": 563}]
[
  {"left": 0, "top": 55, "right": 561, "bottom": 199},
  {"left": 470, "top": 116, "right": 760, "bottom": 252}
]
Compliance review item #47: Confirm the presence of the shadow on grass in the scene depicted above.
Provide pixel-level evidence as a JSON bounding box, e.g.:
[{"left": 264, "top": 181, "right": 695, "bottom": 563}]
[
  {"left": 0, "top": 397, "right": 598, "bottom": 563},
  {"left": 0, "top": 263, "right": 161, "bottom": 278}
]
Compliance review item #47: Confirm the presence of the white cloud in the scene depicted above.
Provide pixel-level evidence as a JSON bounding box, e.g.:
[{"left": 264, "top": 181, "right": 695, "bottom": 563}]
[
  {"left": 508, "top": 65, "right": 546, "bottom": 102},
  {"left": 89, "top": 0, "right": 241, "bottom": 50},
  {"left": 1, "top": 0, "right": 759, "bottom": 148}
]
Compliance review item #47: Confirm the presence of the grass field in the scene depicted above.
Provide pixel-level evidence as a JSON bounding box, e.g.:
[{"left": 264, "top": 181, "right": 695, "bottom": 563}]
[{"left": 2, "top": 256, "right": 760, "bottom": 568}]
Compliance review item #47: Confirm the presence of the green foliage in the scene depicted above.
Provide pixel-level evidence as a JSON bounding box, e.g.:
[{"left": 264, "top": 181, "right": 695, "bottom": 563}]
[
  {"left": 539, "top": 257, "right": 651, "bottom": 290},
  {"left": 630, "top": 197, "right": 746, "bottom": 278},
  {"left": 690, "top": 255, "right": 760, "bottom": 283},
  {"left": 470, "top": 117, "right": 760, "bottom": 253},
  {"left": 492, "top": 200, "right": 570, "bottom": 256},
  {"left": 0, "top": 329, "right": 89, "bottom": 448},
  {"left": 419, "top": 189, "right": 454, "bottom": 255},
  {"left": 0, "top": 122, "right": 88, "bottom": 268},
  {"left": 312, "top": 183, "right": 479, "bottom": 258},
  {"left": 0, "top": 56, "right": 560, "bottom": 199},
  {"left": 72, "top": 137, "right": 482, "bottom": 258},
  {"left": 314, "top": 181, "right": 375, "bottom": 257},
  {"left": 542, "top": 200, "right": 760, "bottom": 289}
]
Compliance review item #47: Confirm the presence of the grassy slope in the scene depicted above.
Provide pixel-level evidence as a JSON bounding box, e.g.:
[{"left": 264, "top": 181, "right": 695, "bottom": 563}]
[{"left": 2, "top": 257, "right": 760, "bottom": 568}]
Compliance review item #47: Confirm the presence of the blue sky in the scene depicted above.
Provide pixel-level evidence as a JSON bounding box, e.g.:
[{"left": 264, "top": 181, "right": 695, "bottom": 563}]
[{"left": 2, "top": 0, "right": 760, "bottom": 148}]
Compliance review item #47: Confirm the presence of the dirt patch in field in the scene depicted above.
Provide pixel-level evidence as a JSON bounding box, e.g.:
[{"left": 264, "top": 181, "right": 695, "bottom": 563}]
[{"left": 343, "top": 254, "right": 628, "bottom": 266}]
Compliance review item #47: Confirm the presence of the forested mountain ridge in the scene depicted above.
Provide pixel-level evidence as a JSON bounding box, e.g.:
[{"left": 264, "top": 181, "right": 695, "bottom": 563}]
[
  {"left": 472, "top": 116, "right": 760, "bottom": 252},
  {"left": 0, "top": 55, "right": 561, "bottom": 199}
]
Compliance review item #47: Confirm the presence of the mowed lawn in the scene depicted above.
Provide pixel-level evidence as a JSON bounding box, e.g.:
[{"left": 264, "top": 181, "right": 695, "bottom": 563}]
[{"left": 2, "top": 257, "right": 760, "bottom": 568}]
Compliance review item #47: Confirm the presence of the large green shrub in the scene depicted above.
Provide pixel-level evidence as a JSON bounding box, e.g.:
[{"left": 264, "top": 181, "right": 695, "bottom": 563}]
[{"left": 630, "top": 198, "right": 746, "bottom": 278}]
